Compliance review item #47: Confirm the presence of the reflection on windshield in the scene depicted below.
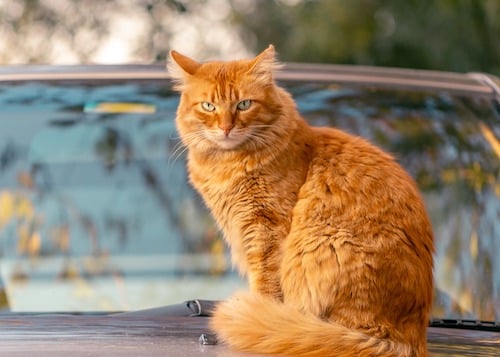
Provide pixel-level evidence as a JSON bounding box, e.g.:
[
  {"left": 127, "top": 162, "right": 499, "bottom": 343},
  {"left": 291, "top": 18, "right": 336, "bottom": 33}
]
[
  {"left": 0, "top": 80, "right": 498, "bottom": 321},
  {"left": 0, "top": 81, "right": 236, "bottom": 311}
]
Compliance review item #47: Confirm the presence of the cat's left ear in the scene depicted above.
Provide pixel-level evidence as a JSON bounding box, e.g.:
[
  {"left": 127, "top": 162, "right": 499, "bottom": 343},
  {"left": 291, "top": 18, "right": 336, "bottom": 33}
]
[
  {"left": 167, "top": 50, "right": 201, "bottom": 90},
  {"left": 248, "top": 45, "right": 281, "bottom": 84}
]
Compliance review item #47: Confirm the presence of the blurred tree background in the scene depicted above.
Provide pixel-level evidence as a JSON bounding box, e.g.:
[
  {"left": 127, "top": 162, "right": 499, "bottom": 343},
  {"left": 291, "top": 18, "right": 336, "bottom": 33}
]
[
  {"left": 0, "top": 0, "right": 499, "bottom": 75},
  {"left": 233, "top": 0, "right": 500, "bottom": 75}
]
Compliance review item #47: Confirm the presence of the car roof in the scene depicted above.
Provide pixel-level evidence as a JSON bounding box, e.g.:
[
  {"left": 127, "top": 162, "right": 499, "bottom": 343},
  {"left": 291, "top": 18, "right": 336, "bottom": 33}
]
[
  {"left": 0, "top": 63, "right": 499, "bottom": 99},
  {"left": 1, "top": 312, "right": 499, "bottom": 356}
]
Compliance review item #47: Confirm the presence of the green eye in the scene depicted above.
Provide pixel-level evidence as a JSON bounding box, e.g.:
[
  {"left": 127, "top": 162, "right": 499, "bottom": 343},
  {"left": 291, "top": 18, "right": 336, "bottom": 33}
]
[
  {"left": 237, "top": 99, "right": 252, "bottom": 111},
  {"left": 201, "top": 102, "right": 216, "bottom": 112}
]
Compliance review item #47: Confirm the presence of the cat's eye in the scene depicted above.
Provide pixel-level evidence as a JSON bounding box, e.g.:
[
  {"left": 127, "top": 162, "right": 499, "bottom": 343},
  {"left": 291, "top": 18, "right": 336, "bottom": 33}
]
[
  {"left": 201, "top": 102, "right": 216, "bottom": 112},
  {"left": 236, "top": 99, "right": 252, "bottom": 111}
]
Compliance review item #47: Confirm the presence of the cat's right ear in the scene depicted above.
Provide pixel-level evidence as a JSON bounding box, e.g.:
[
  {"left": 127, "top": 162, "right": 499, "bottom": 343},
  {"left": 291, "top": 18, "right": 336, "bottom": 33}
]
[{"left": 167, "top": 50, "right": 201, "bottom": 91}]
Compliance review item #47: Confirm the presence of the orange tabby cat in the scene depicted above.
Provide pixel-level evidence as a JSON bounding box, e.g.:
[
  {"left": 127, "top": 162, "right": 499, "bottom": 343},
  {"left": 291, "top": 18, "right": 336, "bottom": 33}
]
[{"left": 168, "top": 45, "right": 434, "bottom": 357}]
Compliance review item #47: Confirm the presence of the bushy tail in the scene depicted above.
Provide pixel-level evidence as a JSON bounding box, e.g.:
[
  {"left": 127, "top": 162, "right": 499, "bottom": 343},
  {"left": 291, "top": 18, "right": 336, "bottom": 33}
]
[{"left": 210, "top": 292, "right": 413, "bottom": 357}]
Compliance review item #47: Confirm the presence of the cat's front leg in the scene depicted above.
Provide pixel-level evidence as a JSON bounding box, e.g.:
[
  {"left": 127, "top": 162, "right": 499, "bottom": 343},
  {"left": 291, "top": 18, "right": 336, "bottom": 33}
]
[
  {"left": 247, "top": 262, "right": 283, "bottom": 301},
  {"left": 246, "top": 264, "right": 282, "bottom": 300},
  {"left": 241, "top": 225, "right": 284, "bottom": 301}
]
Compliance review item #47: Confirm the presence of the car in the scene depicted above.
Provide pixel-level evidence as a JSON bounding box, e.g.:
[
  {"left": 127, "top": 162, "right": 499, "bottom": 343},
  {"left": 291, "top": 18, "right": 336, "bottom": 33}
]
[{"left": 0, "top": 63, "right": 499, "bottom": 356}]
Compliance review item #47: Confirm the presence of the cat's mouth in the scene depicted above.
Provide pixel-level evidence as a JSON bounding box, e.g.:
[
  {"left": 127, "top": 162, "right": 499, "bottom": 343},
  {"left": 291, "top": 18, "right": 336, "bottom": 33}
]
[{"left": 206, "top": 129, "right": 249, "bottom": 150}]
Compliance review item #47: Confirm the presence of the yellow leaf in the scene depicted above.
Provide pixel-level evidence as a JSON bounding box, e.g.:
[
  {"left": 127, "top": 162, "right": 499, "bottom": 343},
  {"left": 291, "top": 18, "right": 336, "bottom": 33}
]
[
  {"left": 17, "top": 225, "right": 41, "bottom": 257},
  {"left": 15, "top": 195, "right": 34, "bottom": 220},
  {"left": 28, "top": 232, "right": 41, "bottom": 257},
  {"left": 0, "top": 191, "right": 35, "bottom": 229},
  {"left": 479, "top": 122, "right": 500, "bottom": 159},
  {"left": 0, "top": 191, "right": 14, "bottom": 228},
  {"left": 469, "top": 231, "right": 478, "bottom": 262}
]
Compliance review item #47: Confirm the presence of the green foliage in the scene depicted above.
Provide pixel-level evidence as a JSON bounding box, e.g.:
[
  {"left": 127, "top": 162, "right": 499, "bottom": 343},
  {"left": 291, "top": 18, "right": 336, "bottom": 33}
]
[{"left": 230, "top": 0, "right": 500, "bottom": 75}]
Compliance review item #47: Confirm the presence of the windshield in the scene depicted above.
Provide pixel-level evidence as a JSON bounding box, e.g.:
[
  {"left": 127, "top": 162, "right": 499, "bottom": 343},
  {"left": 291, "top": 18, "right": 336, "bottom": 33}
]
[{"left": 0, "top": 77, "right": 498, "bottom": 323}]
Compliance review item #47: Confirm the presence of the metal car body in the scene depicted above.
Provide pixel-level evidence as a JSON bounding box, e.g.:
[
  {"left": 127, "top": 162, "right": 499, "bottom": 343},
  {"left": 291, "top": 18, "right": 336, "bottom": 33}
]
[{"left": 0, "top": 64, "right": 499, "bottom": 356}]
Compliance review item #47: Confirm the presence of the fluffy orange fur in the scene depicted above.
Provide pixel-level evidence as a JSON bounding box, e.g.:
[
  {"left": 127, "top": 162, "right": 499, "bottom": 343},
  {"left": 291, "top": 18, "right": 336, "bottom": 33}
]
[{"left": 168, "top": 45, "right": 434, "bottom": 357}]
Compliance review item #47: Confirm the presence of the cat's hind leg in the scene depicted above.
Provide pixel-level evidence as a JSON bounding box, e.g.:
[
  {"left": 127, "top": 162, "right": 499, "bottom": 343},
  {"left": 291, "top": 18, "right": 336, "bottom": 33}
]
[{"left": 279, "top": 227, "right": 343, "bottom": 319}]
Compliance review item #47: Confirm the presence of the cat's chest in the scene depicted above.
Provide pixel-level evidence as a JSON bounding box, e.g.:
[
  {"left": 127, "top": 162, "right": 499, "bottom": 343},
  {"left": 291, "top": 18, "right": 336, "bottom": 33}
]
[
  {"left": 191, "top": 166, "right": 266, "bottom": 208},
  {"left": 189, "top": 161, "right": 294, "bottom": 219}
]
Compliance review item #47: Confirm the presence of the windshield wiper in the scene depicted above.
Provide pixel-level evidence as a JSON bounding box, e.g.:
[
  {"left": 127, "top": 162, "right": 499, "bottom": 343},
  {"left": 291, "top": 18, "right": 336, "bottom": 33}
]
[{"left": 430, "top": 318, "right": 500, "bottom": 332}]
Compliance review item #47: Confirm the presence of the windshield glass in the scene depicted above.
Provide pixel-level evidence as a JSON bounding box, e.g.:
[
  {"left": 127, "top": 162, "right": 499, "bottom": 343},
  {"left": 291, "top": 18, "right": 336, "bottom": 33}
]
[{"left": 0, "top": 77, "right": 498, "bottom": 323}]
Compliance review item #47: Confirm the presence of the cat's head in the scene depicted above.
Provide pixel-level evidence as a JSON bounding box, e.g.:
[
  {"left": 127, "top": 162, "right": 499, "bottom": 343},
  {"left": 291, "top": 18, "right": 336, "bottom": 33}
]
[{"left": 168, "top": 45, "right": 284, "bottom": 152}]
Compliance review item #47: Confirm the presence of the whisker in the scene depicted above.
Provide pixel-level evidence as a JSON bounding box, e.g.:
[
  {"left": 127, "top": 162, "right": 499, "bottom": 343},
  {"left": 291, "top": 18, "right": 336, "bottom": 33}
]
[
  {"left": 246, "top": 131, "right": 284, "bottom": 165},
  {"left": 167, "top": 143, "right": 188, "bottom": 170},
  {"left": 167, "top": 130, "right": 206, "bottom": 169}
]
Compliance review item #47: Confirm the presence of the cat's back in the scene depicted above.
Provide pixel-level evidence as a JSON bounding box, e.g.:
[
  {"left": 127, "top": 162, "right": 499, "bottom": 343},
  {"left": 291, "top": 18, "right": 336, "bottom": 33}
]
[
  {"left": 299, "top": 125, "right": 433, "bottom": 249},
  {"left": 306, "top": 126, "right": 420, "bottom": 200}
]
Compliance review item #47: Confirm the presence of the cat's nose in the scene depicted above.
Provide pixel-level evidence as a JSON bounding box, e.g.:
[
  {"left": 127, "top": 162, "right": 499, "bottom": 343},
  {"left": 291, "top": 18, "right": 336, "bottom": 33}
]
[{"left": 219, "top": 123, "right": 234, "bottom": 137}]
